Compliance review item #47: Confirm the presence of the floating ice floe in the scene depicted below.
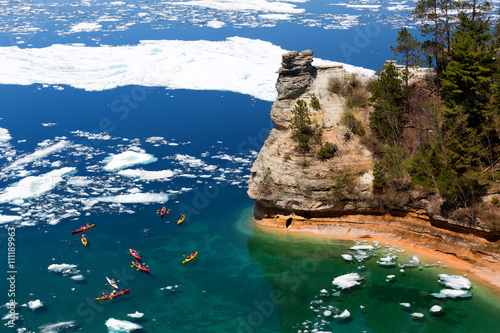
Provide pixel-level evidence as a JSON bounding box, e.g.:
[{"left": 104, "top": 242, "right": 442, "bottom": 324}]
[
  {"left": 431, "top": 289, "right": 472, "bottom": 299},
  {"left": 0, "top": 167, "right": 76, "bottom": 204},
  {"left": 70, "top": 22, "right": 102, "bottom": 33},
  {"left": 85, "top": 192, "right": 169, "bottom": 204},
  {"left": 127, "top": 311, "right": 144, "bottom": 319},
  {"left": 429, "top": 305, "right": 442, "bottom": 314},
  {"left": 206, "top": 20, "right": 225, "bottom": 28},
  {"left": 47, "top": 263, "right": 80, "bottom": 277},
  {"left": 118, "top": 169, "right": 177, "bottom": 181},
  {"left": 169, "top": 0, "right": 305, "bottom": 14},
  {"left": 411, "top": 312, "right": 424, "bottom": 318},
  {"left": 39, "top": 321, "right": 76, "bottom": 333},
  {"left": 350, "top": 244, "right": 374, "bottom": 251},
  {"left": 103, "top": 150, "right": 158, "bottom": 171},
  {"left": 105, "top": 318, "right": 142, "bottom": 332},
  {"left": 5, "top": 141, "right": 70, "bottom": 170},
  {"left": 377, "top": 255, "right": 397, "bottom": 266},
  {"left": 332, "top": 273, "right": 363, "bottom": 289},
  {"left": 0, "top": 214, "right": 22, "bottom": 224},
  {"left": 438, "top": 274, "right": 472, "bottom": 290},
  {"left": 341, "top": 254, "right": 353, "bottom": 262},
  {"left": 398, "top": 254, "right": 420, "bottom": 268},
  {"left": 0, "top": 127, "right": 11, "bottom": 142},
  {"left": 335, "top": 309, "right": 350, "bottom": 319},
  {"left": 399, "top": 303, "right": 411, "bottom": 308},
  {"left": 0, "top": 37, "right": 375, "bottom": 102},
  {"left": 26, "top": 299, "right": 43, "bottom": 310},
  {"left": 67, "top": 176, "right": 93, "bottom": 187}
]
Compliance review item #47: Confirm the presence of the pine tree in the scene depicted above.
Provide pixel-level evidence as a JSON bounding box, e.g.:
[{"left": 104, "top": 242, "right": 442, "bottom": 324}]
[
  {"left": 413, "top": 0, "right": 455, "bottom": 71},
  {"left": 369, "top": 62, "right": 405, "bottom": 145},
  {"left": 440, "top": 13, "right": 495, "bottom": 127},
  {"left": 391, "top": 28, "right": 422, "bottom": 88}
]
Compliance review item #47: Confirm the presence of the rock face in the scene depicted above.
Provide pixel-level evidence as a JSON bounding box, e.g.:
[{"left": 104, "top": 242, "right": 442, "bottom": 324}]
[
  {"left": 248, "top": 50, "right": 375, "bottom": 217},
  {"left": 247, "top": 51, "right": 500, "bottom": 280}
]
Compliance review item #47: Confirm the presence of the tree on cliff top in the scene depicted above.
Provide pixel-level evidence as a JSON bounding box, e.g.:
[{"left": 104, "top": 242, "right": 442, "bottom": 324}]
[{"left": 391, "top": 27, "right": 422, "bottom": 88}]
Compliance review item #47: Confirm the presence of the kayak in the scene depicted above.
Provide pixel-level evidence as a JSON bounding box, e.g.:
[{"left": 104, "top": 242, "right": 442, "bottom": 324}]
[
  {"left": 129, "top": 248, "right": 141, "bottom": 261},
  {"left": 177, "top": 215, "right": 185, "bottom": 226},
  {"left": 131, "top": 261, "right": 150, "bottom": 273},
  {"left": 81, "top": 234, "right": 87, "bottom": 247},
  {"left": 72, "top": 224, "right": 95, "bottom": 234},
  {"left": 183, "top": 252, "right": 198, "bottom": 264},
  {"left": 106, "top": 276, "right": 119, "bottom": 289},
  {"left": 160, "top": 207, "right": 166, "bottom": 218},
  {"left": 94, "top": 288, "right": 130, "bottom": 301}
]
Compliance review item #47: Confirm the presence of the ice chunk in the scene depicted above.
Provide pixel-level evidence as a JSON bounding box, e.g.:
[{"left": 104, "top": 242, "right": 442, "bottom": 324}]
[
  {"left": 0, "top": 38, "right": 374, "bottom": 102},
  {"left": 86, "top": 192, "right": 168, "bottom": 204},
  {"left": 341, "top": 254, "right": 353, "bottom": 261},
  {"left": 438, "top": 274, "right": 472, "bottom": 290},
  {"left": 0, "top": 127, "right": 11, "bottom": 142},
  {"left": 399, "top": 303, "right": 411, "bottom": 308},
  {"left": 127, "top": 311, "right": 144, "bottom": 318},
  {"left": 411, "top": 312, "right": 424, "bottom": 318},
  {"left": 6, "top": 141, "right": 70, "bottom": 170},
  {"left": 336, "top": 309, "right": 350, "bottom": 319},
  {"left": 0, "top": 214, "right": 22, "bottom": 224},
  {"left": 429, "top": 305, "right": 442, "bottom": 313},
  {"left": 27, "top": 299, "right": 43, "bottom": 310},
  {"left": 118, "top": 169, "right": 177, "bottom": 181},
  {"left": 0, "top": 167, "right": 76, "bottom": 204},
  {"left": 350, "top": 245, "right": 374, "bottom": 251},
  {"left": 103, "top": 150, "right": 157, "bottom": 171},
  {"left": 323, "top": 310, "right": 332, "bottom": 316},
  {"left": 431, "top": 289, "right": 472, "bottom": 299},
  {"left": 39, "top": 321, "right": 76, "bottom": 333},
  {"left": 105, "top": 318, "right": 142, "bottom": 332},
  {"left": 332, "top": 273, "right": 363, "bottom": 289},
  {"left": 400, "top": 254, "right": 420, "bottom": 268},
  {"left": 377, "top": 255, "right": 397, "bottom": 266}
]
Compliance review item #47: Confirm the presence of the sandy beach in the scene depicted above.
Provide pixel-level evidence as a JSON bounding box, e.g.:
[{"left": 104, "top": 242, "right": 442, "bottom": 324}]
[{"left": 254, "top": 215, "right": 500, "bottom": 295}]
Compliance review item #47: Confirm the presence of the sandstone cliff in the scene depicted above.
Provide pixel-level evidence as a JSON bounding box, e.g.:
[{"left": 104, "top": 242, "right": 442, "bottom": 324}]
[{"left": 247, "top": 51, "right": 500, "bottom": 285}]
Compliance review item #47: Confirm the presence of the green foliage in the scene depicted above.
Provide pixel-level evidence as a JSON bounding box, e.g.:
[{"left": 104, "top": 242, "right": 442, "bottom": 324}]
[
  {"left": 391, "top": 27, "right": 422, "bottom": 87},
  {"left": 372, "top": 162, "right": 387, "bottom": 193},
  {"left": 290, "top": 99, "right": 313, "bottom": 153},
  {"left": 369, "top": 62, "right": 406, "bottom": 144},
  {"left": 310, "top": 93, "right": 321, "bottom": 110},
  {"left": 317, "top": 141, "right": 337, "bottom": 160},
  {"left": 492, "top": 196, "right": 500, "bottom": 206},
  {"left": 440, "top": 14, "right": 495, "bottom": 126},
  {"left": 341, "top": 108, "right": 364, "bottom": 139}
]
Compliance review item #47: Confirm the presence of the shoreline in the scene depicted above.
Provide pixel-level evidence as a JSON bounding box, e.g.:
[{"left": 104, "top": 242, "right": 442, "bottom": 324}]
[{"left": 253, "top": 216, "right": 500, "bottom": 294}]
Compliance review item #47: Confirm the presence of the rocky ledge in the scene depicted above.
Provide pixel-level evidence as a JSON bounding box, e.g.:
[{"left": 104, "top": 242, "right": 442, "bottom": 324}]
[{"left": 247, "top": 50, "right": 500, "bottom": 285}]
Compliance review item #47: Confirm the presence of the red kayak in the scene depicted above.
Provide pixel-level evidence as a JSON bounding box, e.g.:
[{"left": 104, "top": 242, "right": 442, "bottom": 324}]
[
  {"left": 72, "top": 224, "right": 95, "bottom": 234},
  {"left": 131, "top": 261, "right": 150, "bottom": 273},
  {"left": 129, "top": 248, "right": 141, "bottom": 261},
  {"left": 95, "top": 288, "right": 130, "bottom": 301},
  {"left": 160, "top": 207, "right": 166, "bottom": 218}
]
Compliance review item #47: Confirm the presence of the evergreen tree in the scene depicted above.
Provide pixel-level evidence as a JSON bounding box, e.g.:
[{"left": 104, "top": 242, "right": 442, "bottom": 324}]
[
  {"left": 440, "top": 13, "right": 495, "bottom": 127},
  {"left": 369, "top": 62, "right": 405, "bottom": 145},
  {"left": 391, "top": 27, "right": 422, "bottom": 88},
  {"left": 413, "top": 0, "right": 455, "bottom": 71}
]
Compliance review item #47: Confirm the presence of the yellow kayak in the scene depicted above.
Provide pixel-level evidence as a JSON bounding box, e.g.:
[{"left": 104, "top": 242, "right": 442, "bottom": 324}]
[
  {"left": 177, "top": 214, "right": 185, "bottom": 226},
  {"left": 183, "top": 252, "right": 198, "bottom": 264},
  {"left": 81, "top": 234, "right": 87, "bottom": 247}
]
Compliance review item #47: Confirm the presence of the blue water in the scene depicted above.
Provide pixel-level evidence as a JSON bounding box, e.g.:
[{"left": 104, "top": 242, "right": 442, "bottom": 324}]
[{"left": 1, "top": 1, "right": 500, "bottom": 332}]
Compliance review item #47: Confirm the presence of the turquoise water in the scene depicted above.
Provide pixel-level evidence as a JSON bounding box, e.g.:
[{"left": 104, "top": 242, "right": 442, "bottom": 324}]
[{"left": 3, "top": 188, "right": 500, "bottom": 332}]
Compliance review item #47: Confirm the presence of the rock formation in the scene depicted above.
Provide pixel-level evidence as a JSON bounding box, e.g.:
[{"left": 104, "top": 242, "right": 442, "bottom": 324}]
[{"left": 247, "top": 50, "right": 500, "bottom": 287}]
